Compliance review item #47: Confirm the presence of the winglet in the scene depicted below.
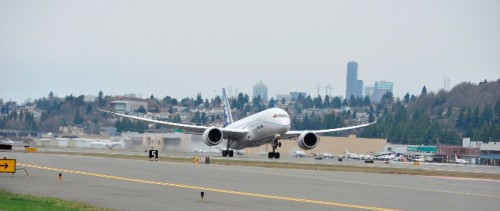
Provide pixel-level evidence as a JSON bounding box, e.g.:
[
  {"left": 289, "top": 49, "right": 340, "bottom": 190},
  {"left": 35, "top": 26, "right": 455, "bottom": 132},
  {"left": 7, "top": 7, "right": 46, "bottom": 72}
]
[{"left": 222, "top": 88, "right": 234, "bottom": 127}]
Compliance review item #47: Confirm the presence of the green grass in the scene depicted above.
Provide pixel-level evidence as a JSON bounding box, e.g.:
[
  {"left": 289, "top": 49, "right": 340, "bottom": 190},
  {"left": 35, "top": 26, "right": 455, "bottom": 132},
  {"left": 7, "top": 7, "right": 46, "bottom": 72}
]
[{"left": 0, "top": 190, "right": 109, "bottom": 211}]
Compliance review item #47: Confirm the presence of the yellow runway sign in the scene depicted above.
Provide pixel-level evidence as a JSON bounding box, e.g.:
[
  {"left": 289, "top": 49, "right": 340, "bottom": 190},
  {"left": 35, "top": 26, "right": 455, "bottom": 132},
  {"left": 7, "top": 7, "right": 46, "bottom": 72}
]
[
  {"left": 0, "top": 159, "right": 16, "bottom": 173},
  {"left": 25, "top": 147, "right": 38, "bottom": 153}
]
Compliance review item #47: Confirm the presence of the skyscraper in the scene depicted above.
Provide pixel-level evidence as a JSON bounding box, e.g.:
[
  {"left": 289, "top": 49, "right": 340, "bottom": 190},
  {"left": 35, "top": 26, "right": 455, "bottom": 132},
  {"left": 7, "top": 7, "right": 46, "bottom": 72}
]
[
  {"left": 253, "top": 80, "right": 268, "bottom": 102},
  {"left": 371, "top": 81, "right": 393, "bottom": 102},
  {"left": 345, "top": 61, "right": 363, "bottom": 98}
]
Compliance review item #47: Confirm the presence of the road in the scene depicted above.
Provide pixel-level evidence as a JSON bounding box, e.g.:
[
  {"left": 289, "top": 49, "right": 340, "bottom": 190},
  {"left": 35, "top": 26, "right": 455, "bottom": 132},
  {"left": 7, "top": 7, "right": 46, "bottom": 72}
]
[{"left": 1, "top": 152, "right": 499, "bottom": 211}]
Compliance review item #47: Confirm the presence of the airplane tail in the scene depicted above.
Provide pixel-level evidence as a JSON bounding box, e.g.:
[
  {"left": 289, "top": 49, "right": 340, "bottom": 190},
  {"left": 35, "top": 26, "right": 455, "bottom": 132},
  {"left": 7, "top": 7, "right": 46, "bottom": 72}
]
[{"left": 222, "top": 88, "right": 234, "bottom": 127}]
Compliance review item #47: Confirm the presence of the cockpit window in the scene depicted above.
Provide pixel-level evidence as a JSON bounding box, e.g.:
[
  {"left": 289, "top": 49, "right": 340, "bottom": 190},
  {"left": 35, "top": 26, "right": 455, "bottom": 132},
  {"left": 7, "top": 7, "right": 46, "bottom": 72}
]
[{"left": 273, "top": 114, "right": 289, "bottom": 118}]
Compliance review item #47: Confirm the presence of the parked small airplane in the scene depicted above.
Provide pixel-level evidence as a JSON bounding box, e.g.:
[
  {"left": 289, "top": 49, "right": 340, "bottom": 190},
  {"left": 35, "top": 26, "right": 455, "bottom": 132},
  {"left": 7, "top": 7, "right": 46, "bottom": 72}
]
[
  {"left": 319, "top": 152, "right": 335, "bottom": 159},
  {"left": 294, "top": 150, "right": 306, "bottom": 158},
  {"left": 90, "top": 140, "right": 124, "bottom": 149},
  {"left": 411, "top": 157, "right": 425, "bottom": 162},
  {"left": 100, "top": 89, "right": 376, "bottom": 159},
  {"left": 345, "top": 149, "right": 360, "bottom": 159},
  {"left": 452, "top": 156, "right": 469, "bottom": 165}
]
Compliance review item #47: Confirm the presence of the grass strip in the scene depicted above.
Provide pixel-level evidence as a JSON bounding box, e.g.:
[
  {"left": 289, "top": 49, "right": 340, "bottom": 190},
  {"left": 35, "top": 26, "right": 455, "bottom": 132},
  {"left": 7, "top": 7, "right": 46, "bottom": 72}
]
[{"left": 0, "top": 189, "right": 109, "bottom": 211}]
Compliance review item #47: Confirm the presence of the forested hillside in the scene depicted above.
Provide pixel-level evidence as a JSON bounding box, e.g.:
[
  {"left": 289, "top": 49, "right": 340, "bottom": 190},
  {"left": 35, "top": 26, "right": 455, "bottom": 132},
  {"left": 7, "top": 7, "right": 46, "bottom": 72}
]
[
  {"left": 359, "top": 80, "right": 500, "bottom": 144},
  {"left": 1, "top": 80, "right": 499, "bottom": 145}
]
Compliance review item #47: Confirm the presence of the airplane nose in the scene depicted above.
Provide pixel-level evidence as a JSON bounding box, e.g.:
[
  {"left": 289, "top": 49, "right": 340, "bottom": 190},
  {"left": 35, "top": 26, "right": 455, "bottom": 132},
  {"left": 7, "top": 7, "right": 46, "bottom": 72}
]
[{"left": 283, "top": 118, "right": 291, "bottom": 131}]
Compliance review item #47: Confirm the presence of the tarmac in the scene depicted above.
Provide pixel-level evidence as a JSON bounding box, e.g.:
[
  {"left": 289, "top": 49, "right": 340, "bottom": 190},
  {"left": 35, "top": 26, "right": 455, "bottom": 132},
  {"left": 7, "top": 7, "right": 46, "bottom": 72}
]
[{"left": 1, "top": 151, "right": 500, "bottom": 211}]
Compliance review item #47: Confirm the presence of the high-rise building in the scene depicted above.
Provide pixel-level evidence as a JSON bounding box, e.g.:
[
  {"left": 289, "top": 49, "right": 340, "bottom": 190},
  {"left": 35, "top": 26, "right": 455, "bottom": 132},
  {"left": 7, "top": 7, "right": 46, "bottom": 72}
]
[
  {"left": 346, "top": 61, "right": 363, "bottom": 98},
  {"left": 371, "top": 81, "right": 393, "bottom": 102},
  {"left": 289, "top": 92, "right": 307, "bottom": 101},
  {"left": 253, "top": 80, "right": 268, "bottom": 102}
]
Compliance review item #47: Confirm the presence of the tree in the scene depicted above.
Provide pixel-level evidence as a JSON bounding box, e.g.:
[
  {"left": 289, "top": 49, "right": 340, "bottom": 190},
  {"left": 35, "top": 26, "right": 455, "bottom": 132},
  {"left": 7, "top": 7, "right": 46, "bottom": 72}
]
[
  {"left": 73, "top": 110, "right": 84, "bottom": 125},
  {"left": 421, "top": 86, "right": 428, "bottom": 96},
  {"left": 268, "top": 98, "right": 276, "bottom": 108},
  {"left": 171, "top": 114, "right": 181, "bottom": 123},
  {"left": 235, "top": 93, "right": 249, "bottom": 110},
  {"left": 495, "top": 100, "right": 500, "bottom": 117},
  {"left": 136, "top": 106, "right": 146, "bottom": 113},
  {"left": 323, "top": 95, "right": 331, "bottom": 108},
  {"left": 303, "top": 95, "right": 314, "bottom": 109},
  {"left": 97, "top": 91, "right": 105, "bottom": 106},
  {"left": 404, "top": 93, "right": 410, "bottom": 104},
  {"left": 86, "top": 103, "right": 93, "bottom": 114},
  {"left": 332, "top": 97, "right": 341, "bottom": 108},
  {"left": 313, "top": 95, "right": 323, "bottom": 108},
  {"left": 195, "top": 93, "right": 203, "bottom": 106},
  {"left": 281, "top": 97, "right": 286, "bottom": 105},
  {"left": 23, "top": 111, "right": 38, "bottom": 131},
  {"left": 363, "top": 96, "right": 371, "bottom": 107},
  {"left": 211, "top": 96, "right": 222, "bottom": 107}
]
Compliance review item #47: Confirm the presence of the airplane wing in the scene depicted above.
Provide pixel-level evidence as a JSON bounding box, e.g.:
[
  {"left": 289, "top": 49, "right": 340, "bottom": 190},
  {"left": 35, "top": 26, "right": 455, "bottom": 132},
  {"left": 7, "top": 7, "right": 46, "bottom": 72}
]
[
  {"left": 99, "top": 109, "right": 247, "bottom": 138},
  {"left": 282, "top": 121, "right": 377, "bottom": 139}
]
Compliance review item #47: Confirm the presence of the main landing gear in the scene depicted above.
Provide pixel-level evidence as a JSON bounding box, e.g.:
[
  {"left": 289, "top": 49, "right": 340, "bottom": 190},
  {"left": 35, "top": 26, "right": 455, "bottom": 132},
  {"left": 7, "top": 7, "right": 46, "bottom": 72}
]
[
  {"left": 222, "top": 150, "right": 233, "bottom": 157},
  {"left": 222, "top": 139, "right": 234, "bottom": 157},
  {"left": 268, "top": 136, "right": 282, "bottom": 159}
]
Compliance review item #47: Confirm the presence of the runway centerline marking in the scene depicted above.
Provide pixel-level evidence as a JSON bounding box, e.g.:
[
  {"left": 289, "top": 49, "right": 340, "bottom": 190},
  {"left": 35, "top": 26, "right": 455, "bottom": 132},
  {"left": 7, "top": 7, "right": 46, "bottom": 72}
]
[{"left": 18, "top": 163, "right": 400, "bottom": 211}]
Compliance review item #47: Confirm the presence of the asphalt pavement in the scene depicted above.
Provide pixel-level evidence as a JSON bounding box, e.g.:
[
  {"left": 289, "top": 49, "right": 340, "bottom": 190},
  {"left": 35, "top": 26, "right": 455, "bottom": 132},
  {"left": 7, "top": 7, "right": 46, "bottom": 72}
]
[{"left": 1, "top": 152, "right": 499, "bottom": 211}]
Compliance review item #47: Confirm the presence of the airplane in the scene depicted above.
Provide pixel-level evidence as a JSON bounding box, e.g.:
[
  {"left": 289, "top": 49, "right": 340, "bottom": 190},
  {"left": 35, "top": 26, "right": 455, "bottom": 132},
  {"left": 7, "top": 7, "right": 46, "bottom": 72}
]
[
  {"left": 90, "top": 139, "right": 124, "bottom": 149},
  {"left": 452, "top": 156, "right": 469, "bottom": 165},
  {"left": 362, "top": 154, "right": 374, "bottom": 160},
  {"left": 319, "top": 152, "right": 335, "bottom": 159},
  {"left": 345, "top": 149, "right": 360, "bottom": 159},
  {"left": 378, "top": 154, "right": 396, "bottom": 161},
  {"left": 411, "top": 157, "right": 425, "bottom": 162},
  {"left": 294, "top": 150, "right": 306, "bottom": 158},
  {"left": 100, "top": 88, "right": 376, "bottom": 159}
]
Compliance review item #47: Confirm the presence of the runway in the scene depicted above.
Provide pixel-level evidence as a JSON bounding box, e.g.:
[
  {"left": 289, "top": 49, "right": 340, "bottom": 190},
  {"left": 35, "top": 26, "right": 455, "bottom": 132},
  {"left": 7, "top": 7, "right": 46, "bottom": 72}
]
[{"left": 1, "top": 152, "right": 499, "bottom": 211}]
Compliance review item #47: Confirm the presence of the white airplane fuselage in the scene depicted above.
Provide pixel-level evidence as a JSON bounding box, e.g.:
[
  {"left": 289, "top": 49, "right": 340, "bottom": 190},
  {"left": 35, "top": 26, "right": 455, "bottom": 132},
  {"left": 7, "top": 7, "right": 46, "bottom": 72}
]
[{"left": 223, "top": 108, "right": 291, "bottom": 150}]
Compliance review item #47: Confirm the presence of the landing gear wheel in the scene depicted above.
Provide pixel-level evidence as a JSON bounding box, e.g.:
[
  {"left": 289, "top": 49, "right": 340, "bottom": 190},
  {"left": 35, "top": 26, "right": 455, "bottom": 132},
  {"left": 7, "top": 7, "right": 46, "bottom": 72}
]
[
  {"left": 268, "top": 138, "right": 281, "bottom": 159},
  {"left": 222, "top": 150, "right": 234, "bottom": 157}
]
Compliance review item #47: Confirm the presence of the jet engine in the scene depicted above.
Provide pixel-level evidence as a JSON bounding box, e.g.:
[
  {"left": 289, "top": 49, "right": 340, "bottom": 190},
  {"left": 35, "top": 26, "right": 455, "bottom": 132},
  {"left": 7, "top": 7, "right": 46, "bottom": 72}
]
[
  {"left": 297, "top": 131, "right": 319, "bottom": 150},
  {"left": 202, "top": 127, "right": 223, "bottom": 146}
]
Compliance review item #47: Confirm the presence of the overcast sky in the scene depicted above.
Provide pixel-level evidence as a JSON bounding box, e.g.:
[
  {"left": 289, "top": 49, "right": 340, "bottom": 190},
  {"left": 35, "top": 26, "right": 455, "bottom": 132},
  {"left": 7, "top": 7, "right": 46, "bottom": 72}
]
[{"left": 1, "top": 0, "right": 499, "bottom": 103}]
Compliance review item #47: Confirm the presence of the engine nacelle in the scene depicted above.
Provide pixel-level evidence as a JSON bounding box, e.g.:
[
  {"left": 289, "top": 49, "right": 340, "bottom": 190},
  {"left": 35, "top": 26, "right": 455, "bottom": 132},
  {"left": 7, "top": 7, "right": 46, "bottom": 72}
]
[
  {"left": 297, "top": 131, "right": 319, "bottom": 150},
  {"left": 202, "top": 127, "right": 223, "bottom": 146}
]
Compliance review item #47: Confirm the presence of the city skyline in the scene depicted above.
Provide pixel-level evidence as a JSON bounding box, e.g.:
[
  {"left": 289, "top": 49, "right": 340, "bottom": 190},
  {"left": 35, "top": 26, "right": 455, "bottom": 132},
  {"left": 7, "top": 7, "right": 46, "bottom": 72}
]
[{"left": 1, "top": 1, "right": 499, "bottom": 103}]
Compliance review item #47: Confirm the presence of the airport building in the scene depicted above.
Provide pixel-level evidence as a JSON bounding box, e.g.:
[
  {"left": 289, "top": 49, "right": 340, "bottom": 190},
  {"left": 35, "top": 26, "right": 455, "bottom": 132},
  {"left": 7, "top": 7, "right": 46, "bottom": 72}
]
[
  {"left": 435, "top": 146, "right": 480, "bottom": 164},
  {"left": 345, "top": 61, "right": 363, "bottom": 98},
  {"left": 479, "top": 142, "right": 500, "bottom": 166}
]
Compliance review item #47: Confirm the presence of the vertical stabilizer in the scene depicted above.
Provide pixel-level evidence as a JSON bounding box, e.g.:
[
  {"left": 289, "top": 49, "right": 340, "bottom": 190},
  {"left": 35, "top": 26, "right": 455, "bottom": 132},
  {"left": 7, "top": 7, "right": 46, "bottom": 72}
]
[{"left": 222, "top": 88, "right": 234, "bottom": 127}]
